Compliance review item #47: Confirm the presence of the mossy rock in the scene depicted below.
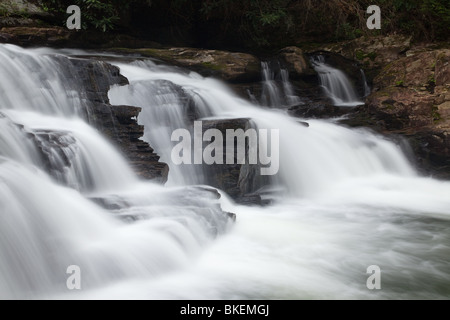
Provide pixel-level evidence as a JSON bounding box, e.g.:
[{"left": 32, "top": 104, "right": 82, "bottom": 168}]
[{"left": 110, "top": 47, "right": 261, "bottom": 83}]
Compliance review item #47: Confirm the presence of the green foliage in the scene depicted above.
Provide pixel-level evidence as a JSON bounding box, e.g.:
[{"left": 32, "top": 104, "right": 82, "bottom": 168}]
[
  {"left": 197, "top": 0, "right": 292, "bottom": 46},
  {"left": 39, "top": 0, "right": 141, "bottom": 32},
  {"left": 246, "top": 0, "right": 288, "bottom": 27},
  {"left": 0, "top": 5, "right": 9, "bottom": 17},
  {"left": 356, "top": 50, "right": 377, "bottom": 61},
  {"left": 38, "top": 0, "right": 449, "bottom": 45},
  {"left": 367, "top": 52, "right": 377, "bottom": 61},
  {"left": 336, "top": 23, "right": 362, "bottom": 41},
  {"left": 190, "top": 0, "right": 448, "bottom": 46},
  {"left": 379, "top": 0, "right": 449, "bottom": 41},
  {"left": 428, "top": 75, "right": 436, "bottom": 84},
  {"left": 356, "top": 50, "right": 365, "bottom": 60},
  {"left": 432, "top": 106, "right": 441, "bottom": 122}
]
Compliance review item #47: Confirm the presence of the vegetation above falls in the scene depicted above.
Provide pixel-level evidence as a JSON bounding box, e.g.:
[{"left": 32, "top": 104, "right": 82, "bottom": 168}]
[{"left": 36, "top": 0, "right": 449, "bottom": 49}]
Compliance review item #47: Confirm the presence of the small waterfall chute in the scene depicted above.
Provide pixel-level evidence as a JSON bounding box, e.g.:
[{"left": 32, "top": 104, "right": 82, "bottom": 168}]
[
  {"left": 361, "top": 69, "right": 371, "bottom": 97},
  {"left": 311, "top": 55, "right": 364, "bottom": 107},
  {"left": 260, "top": 61, "right": 302, "bottom": 108}
]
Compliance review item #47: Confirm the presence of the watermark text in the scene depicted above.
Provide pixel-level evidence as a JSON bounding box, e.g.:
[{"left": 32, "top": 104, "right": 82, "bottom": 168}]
[{"left": 171, "top": 121, "right": 280, "bottom": 176}]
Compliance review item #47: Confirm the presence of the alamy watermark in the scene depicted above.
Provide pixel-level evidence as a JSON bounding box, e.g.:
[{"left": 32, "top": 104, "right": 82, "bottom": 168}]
[
  {"left": 65, "top": 4, "right": 380, "bottom": 31},
  {"left": 66, "top": 5, "right": 81, "bottom": 30},
  {"left": 367, "top": 5, "right": 381, "bottom": 30},
  {"left": 66, "top": 265, "right": 81, "bottom": 290},
  {"left": 171, "top": 121, "right": 280, "bottom": 176},
  {"left": 366, "top": 265, "right": 381, "bottom": 290}
]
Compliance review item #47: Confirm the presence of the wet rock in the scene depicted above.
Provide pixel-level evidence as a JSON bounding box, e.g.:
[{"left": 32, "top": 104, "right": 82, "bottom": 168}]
[
  {"left": 61, "top": 57, "right": 169, "bottom": 183},
  {"left": 110, "top": 47, "right": 261, "bottom": 83},
  {"left": 89, "top": 196, "right": 130, "bottom": 211},
  {"left": 90, "top": 103, "right": 169, "bottom": 183},
  {"left": 89, "top": 186, "right": 236, "bottom": 227},
  {"left": 0, "top": 27, "right": 70, "bottom": 46},
  {"left": 0, "top": 0, "right": 54, "bottom": 28},
  {"left": 289, "top": 99, "right": 354, "bottom": 119},
  {"left": 278, "top": 46, "right": 316, "bottom": 80},
  {"left": 235, "top": 194, "right": 272, "bottom": 206},
  {"left": 298, "top": 121, "right": 310, "bottom": 127},
  {"left": 366, "top": 88, "right": 436, "bottom": 129},
  {"left": 357, "top": 49, "right": 450, "bottom": 178},
  {"left": 28, "top": 130, "right": 79, "bottom": 186},
  {"left": 200, "top": 118, "right": 272, "bottom": 204},
  {"left": 0, "top": 31, "right": 15, "bottom": 42},
  {"left": 317, "top": 35, "right": 412, "bottom": 71}
]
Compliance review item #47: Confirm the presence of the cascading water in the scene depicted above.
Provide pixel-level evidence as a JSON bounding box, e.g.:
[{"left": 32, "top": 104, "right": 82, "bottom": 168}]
[
  {"left": 361, "top": 69, "right": 371, "bottom": 98},
  {"left": 260, "top": 61, "right": 302, "bottom": 108},
  {"left": 1, "top": 44, "right": 450, "bottom": 299},
  {"left": 0, "top": 45, "right": 231, "bottom": 299},
  {"left": 311, "top": 55, "right": 365, "bottom": 106},
  {"left": 110, "top": 60, "right": 413, "bottom": 197}
]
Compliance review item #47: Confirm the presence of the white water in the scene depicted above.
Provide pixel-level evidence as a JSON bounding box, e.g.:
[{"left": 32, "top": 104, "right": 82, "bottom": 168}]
[
  {"left": 361, "top": 69, "right": 371, "bottom": 98},
  {"left": 110, "top": 61, "right": 414, "bottom": 197},
  {"left": 260, "top": 62, "right": 302, "bottom": 107},
  {"left": 1, "top": 45, "right": 450, "bottom": 299},
  {"left": 311, "top": 55, "right": 365, "bottom": 107},
  {"left": 0, "top": 45, "right": 231, "bottom": 300}
]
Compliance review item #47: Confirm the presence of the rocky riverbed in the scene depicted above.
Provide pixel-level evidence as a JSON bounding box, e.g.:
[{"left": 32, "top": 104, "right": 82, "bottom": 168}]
[{"left": 1, "top": 0, "right": 449, "bottom": 187}]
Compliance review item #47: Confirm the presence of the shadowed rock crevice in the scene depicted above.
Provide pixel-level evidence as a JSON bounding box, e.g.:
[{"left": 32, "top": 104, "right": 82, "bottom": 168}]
[
  {"left": 61, "top": 57, "right": 169, "bottom": 183},
  {"left": 200, "top": 118, "right": 272, "bottom": 205}
]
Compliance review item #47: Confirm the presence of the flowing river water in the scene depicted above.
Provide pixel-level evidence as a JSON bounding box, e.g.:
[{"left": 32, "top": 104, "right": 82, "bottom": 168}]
[{"left": 0, "top": 45, "right": 449, "bottom": 299}]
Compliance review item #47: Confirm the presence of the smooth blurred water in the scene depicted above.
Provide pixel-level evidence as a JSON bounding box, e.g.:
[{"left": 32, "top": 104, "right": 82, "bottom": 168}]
[
  {"left": 311, "top": 55, "right": 365, "bottom": 107},
  {"left": 0, "top": 45, "right": 231, "bottom": 300},
  {"left": 0, "top": 45, "right": 449, "bottom": 299},
  {"left": 259, "top": 62, "right": 302, "bottom": 107}
]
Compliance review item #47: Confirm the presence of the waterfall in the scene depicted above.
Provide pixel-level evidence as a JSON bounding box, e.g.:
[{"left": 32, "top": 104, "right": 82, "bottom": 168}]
[
  {"left": 110, "top": 60, "right": 414, "bottom": 197},
  {"left": 361, "top": 69, "right": 372, "bottom": 97},
  {"left": 281, "top": 69, "right": 303, "bottom": 106},
  {"left": 0, "top": 45, "right": 83, "bottom": 116},
  {"left": 0, "top": 46, "right": 138, "bottom": 192},
  {"left": 0, "top": 45, "right": 231, "bottom": 299},
  {"left": 260, "top": 61, "right": 302, "bottom": 107},
  {"left": 2, "top": 44, "right": 450, "bottom": 300},
  {"left": 108, "top": 60, "right": 215, "bottom": 186},
  {"left": 311, "top": 55, "right": 364, "bottom": 106}
]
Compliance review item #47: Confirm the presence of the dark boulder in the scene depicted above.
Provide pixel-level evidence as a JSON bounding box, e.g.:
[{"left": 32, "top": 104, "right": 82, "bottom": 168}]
[
  {"left": 60, "top": 57, "right": 169, "bottom": 183},
  {"left": 200, "top": 118, "right": 272, "bottom": 204},
  {"left": 278, "top": 46, "right": 316, "bottom": 81}
]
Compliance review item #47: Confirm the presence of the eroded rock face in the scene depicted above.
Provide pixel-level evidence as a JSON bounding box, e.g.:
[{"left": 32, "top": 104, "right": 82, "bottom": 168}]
[
  {"left": 111, "top": 47, "right": 261, "bottom": 83},
  {"left": 90, "top": 103, "right": 169, "bottom": 183},
  {"left": 61, "top": 57, "right": 169, "bottom": 183},
  {"left": 363, "top": 49, "right": 450, "bottom": 177}
]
